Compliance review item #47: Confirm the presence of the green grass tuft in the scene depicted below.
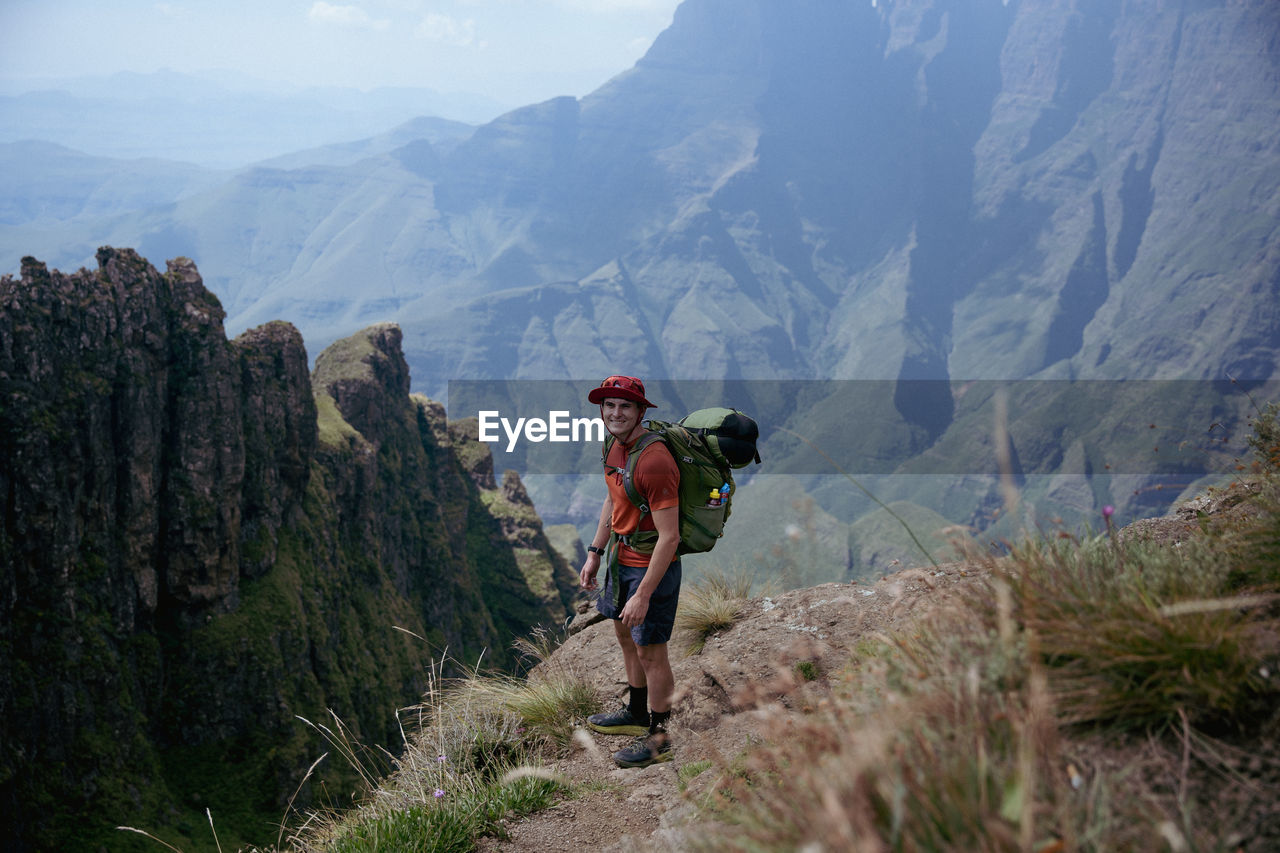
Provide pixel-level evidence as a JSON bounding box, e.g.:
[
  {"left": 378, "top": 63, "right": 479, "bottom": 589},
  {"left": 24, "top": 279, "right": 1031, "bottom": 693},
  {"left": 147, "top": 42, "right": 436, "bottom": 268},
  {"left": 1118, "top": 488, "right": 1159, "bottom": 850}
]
[
  {"left": 998, "top": 533, "right": 1276, "bottom": 731},
  {"left": 285, "top": 645, "right": 596, "bottom": 852},
  {"left": 678, "top": 760, "right": 714, "bottom": 793},
  {"left": 793, "top": 660, "right": 819, "bottom": 682},
  {"left": 327, "top": 774, "right": 564, "bottom": 853}
]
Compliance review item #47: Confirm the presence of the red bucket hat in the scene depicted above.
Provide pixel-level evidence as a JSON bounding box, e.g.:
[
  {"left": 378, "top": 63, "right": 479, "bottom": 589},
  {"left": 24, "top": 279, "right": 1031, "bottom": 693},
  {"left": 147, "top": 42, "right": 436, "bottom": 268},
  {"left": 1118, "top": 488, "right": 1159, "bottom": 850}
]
[{"left": 587, "top": 375, "right": 656, "bottom": 408}]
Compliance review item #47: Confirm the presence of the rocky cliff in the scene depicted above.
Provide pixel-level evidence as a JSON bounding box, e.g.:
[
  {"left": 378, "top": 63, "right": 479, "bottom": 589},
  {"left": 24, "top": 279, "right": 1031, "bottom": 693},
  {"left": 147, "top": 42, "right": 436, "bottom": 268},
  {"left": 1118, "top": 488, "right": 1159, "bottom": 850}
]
[{"left": 0, "top": 248, "right": 578, "bottom": 851}]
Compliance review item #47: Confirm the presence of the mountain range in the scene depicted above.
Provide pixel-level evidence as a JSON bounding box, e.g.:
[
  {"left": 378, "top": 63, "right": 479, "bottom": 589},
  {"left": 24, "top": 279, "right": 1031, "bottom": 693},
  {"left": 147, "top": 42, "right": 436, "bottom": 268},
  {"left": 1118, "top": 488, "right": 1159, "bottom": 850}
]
[
  {"left": 4, "top": 0, "right": 1279, "bottom": 586},
  {"left": 5, "top": 0, "right": 1277, "bottom": 389},
  {"left": 0, "top": 69, "right": 506, "bottom": 167}
]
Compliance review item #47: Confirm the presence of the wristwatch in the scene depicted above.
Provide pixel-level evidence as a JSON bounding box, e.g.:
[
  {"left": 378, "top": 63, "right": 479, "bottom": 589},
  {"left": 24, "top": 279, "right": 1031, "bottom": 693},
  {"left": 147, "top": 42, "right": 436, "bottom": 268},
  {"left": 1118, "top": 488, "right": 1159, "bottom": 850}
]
[{"left": 587, "top": 545, "right": 605, "bottom": 556}]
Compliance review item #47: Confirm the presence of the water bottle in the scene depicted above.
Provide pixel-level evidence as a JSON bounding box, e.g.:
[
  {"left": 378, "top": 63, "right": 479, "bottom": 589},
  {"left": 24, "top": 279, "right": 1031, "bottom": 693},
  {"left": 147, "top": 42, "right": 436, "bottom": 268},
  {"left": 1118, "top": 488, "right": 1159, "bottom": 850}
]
[{"left": 708, "top": 489, "right": 721, "bottom": 507}]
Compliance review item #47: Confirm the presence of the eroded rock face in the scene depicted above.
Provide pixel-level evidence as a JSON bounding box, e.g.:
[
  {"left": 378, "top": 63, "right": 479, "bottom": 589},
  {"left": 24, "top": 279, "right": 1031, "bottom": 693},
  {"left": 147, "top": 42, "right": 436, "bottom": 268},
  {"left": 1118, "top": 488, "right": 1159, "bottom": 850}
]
[
  {"left": 2, "top": 251, "right": 238, "bottom": 622},
  {"left": 314, "top": 321, "right": 410, "bottom": 444},
  {"left": 235, "top": 320, "right": 317, "bottom": 580},
  {"left": 0, "top": 249, "right": 577, "bottom": 852}
]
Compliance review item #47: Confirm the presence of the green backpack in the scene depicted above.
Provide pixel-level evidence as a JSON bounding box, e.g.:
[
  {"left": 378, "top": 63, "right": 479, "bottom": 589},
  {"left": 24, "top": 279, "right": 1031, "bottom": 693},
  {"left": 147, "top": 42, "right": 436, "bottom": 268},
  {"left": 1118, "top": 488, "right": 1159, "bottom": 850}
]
[{"left": 603, "top": 407, "right": 761, "bottom": 556}]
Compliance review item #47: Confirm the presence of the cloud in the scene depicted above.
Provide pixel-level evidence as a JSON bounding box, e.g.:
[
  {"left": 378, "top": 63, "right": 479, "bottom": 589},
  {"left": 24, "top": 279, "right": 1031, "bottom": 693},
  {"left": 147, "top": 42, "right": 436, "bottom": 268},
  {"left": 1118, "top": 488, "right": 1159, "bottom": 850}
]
[
  {"left": 459, "top": 0, "right": 674, "bottom": 11},
  {"left": 308, "top": 2, "right": 390, "bottom": 30},
  {"left": 153, "top": 2, "right": 192, "bottom": 19},
  {"left": 548, "top": 0, "right": 676, "bottom": 10},
  {"left": 415, "top": 13, "right": 478, "bottom": 47}
]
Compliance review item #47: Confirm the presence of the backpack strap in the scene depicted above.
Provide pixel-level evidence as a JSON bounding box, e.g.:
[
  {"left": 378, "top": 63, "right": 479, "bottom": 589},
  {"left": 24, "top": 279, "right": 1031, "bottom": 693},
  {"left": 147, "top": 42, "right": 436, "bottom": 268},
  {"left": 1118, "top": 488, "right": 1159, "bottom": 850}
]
[
  {"left": 600, "top": 431, "right": 667, "bottom": 564},
  {"left": 601, "top": 431, "right": 666, "bottom": 515},
  {"left": 602, "top": 434, "right": 618, "bottom": 473},
  {"left": 620, "top": 432, "right": 665, "bottom": 514}
]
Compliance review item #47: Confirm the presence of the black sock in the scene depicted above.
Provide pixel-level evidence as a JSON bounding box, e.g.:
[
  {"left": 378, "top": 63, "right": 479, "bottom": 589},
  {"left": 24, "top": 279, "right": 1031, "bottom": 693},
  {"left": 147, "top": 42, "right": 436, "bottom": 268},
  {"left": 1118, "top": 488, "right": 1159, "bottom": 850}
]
[
  {"left": 649, "top": 709, "right": 671, "bottom": 734},
  {"left": 628, "top": 685, "right": 649, "bottom": 724}
]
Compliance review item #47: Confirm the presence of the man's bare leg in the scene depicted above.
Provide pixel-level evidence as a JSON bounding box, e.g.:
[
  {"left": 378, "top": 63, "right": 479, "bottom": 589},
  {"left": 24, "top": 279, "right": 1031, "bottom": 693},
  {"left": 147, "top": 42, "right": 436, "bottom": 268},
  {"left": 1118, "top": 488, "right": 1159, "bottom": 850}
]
[
  {"left": 635, "top": 642, "right": 673, "bottom": 715},
  {"left": 614, "top": 620, "right": 646, "bottom": 689}
]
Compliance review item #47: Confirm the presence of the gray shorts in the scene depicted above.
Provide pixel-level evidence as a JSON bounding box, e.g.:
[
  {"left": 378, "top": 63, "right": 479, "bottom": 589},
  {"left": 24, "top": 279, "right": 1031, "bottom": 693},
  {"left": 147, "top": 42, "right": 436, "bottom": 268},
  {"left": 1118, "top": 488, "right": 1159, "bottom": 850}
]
[{"left": 596, "top": 560, "right": 682, "bottom": 646}]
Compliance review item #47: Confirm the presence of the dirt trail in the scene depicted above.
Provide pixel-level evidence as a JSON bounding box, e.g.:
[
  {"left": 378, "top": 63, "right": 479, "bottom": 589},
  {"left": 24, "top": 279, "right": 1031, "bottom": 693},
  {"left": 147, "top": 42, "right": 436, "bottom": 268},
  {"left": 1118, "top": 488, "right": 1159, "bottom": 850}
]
[{"left": 477, "top": 562, "right": 988, "bottom": 852}]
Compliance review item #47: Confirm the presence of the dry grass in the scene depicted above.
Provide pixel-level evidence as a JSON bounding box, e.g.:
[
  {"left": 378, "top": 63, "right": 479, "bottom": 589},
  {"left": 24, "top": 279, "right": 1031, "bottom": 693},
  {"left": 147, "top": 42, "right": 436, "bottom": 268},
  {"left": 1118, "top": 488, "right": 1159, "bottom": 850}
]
[
  {"left": 686, "top": 406, "right": 1280, "bottom": 852},
  {"left": 691, "top": 598, "right": 1073, "bottom": 852},
  {"left": 996, "top": 534, "right": 1277, "bottom": 731},
  {"left": 675, "top": 568, "right": 760, "bottom": 654}
]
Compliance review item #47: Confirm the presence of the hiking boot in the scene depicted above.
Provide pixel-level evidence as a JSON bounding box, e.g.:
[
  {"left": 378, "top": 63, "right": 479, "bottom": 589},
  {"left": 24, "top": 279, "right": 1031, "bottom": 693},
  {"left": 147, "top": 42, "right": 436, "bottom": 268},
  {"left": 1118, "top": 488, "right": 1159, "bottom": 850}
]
[
  {"left": 587, "top": 706, "right": 650, "bottom": 736},
  {"left": 612, "top": 731, "right": 672, "bottom": 769}
]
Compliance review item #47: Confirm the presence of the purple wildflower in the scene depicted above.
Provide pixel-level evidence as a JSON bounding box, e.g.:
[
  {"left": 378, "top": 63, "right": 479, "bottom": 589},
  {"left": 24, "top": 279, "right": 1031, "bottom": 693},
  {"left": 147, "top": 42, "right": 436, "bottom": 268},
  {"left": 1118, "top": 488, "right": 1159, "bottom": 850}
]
[{"left": 434, "top": 788, "right": 445, "bottom": 798}]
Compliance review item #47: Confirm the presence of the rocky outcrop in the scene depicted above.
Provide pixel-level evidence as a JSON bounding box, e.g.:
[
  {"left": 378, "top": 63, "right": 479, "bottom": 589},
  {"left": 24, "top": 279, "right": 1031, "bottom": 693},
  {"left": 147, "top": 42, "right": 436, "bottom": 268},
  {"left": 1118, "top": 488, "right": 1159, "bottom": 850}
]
[{"left": 0, "top": 249, "right": 578, "bottom": 852}]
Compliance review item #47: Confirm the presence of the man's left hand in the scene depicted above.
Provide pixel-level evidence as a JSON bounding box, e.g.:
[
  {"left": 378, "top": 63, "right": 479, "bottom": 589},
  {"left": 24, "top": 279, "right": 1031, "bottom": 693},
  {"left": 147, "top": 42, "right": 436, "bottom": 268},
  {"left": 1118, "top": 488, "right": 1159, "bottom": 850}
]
[{"left": 620, "top": 593, "right": 650, "bottom": 628}]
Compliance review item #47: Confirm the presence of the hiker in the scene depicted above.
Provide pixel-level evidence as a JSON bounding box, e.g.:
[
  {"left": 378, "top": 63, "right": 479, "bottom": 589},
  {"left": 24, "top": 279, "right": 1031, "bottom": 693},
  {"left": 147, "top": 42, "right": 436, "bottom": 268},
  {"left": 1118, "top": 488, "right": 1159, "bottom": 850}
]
[{"left": 579, "top": 374, "right": 681, "bottom": 768}]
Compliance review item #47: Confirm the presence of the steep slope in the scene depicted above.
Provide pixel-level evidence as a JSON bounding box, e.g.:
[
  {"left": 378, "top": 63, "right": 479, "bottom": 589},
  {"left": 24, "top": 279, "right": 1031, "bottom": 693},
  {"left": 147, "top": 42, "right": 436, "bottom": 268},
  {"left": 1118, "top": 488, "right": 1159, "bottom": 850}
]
[
  {"left": 467, "top": 483, "right": 1278, "bottom": 851},
  {"left": 0, "top": 249, "right": 577, "bottom": 852},
  {"left": 402, "top": 0, "right": 1280, "bottom": 391}
]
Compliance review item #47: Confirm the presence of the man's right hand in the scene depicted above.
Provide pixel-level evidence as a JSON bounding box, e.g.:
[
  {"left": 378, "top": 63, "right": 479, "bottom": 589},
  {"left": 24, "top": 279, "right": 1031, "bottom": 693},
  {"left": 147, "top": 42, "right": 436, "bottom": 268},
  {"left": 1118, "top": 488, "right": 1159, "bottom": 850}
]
[{"left": 580, "top": 553, "right": 601, "bottom": 591}]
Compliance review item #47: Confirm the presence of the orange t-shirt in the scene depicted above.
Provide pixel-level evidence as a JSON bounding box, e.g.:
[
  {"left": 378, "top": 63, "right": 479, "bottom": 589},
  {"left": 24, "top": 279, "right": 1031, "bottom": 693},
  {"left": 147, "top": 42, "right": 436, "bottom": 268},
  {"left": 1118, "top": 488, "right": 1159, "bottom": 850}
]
[{"left": 605, "top": 434, "right": 680, "bottom": 567}]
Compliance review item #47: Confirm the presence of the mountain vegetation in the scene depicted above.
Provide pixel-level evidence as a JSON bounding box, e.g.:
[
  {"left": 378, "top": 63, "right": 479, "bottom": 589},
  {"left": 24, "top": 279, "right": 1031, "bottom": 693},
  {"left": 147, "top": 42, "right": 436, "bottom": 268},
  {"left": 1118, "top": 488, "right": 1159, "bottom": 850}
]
[{"left": 0, "top": 250, "right": 578, "bottom": 852}]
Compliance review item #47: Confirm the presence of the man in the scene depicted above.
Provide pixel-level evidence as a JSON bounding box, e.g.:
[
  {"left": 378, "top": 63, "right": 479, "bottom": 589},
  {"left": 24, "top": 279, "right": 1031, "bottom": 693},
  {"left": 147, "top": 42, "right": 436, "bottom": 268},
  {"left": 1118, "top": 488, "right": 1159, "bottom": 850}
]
[{"left": 579, "top": 375, "right": 681, "bottom": 768}]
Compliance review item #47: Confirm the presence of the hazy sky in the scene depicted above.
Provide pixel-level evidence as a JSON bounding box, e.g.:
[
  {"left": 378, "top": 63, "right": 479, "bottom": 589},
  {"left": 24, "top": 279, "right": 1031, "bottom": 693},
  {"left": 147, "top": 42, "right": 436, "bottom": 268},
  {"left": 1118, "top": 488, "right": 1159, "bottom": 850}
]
[{"left": 0, "top": 0, "right": 682, "bottom": 106}]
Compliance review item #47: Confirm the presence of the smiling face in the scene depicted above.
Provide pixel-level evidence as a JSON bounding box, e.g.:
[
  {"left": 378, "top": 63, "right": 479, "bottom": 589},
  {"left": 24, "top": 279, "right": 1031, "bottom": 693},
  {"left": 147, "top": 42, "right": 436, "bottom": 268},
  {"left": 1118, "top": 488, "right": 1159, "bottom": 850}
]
[{"left": 600, "top": 397, "right": 644, "bottom": 442}]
